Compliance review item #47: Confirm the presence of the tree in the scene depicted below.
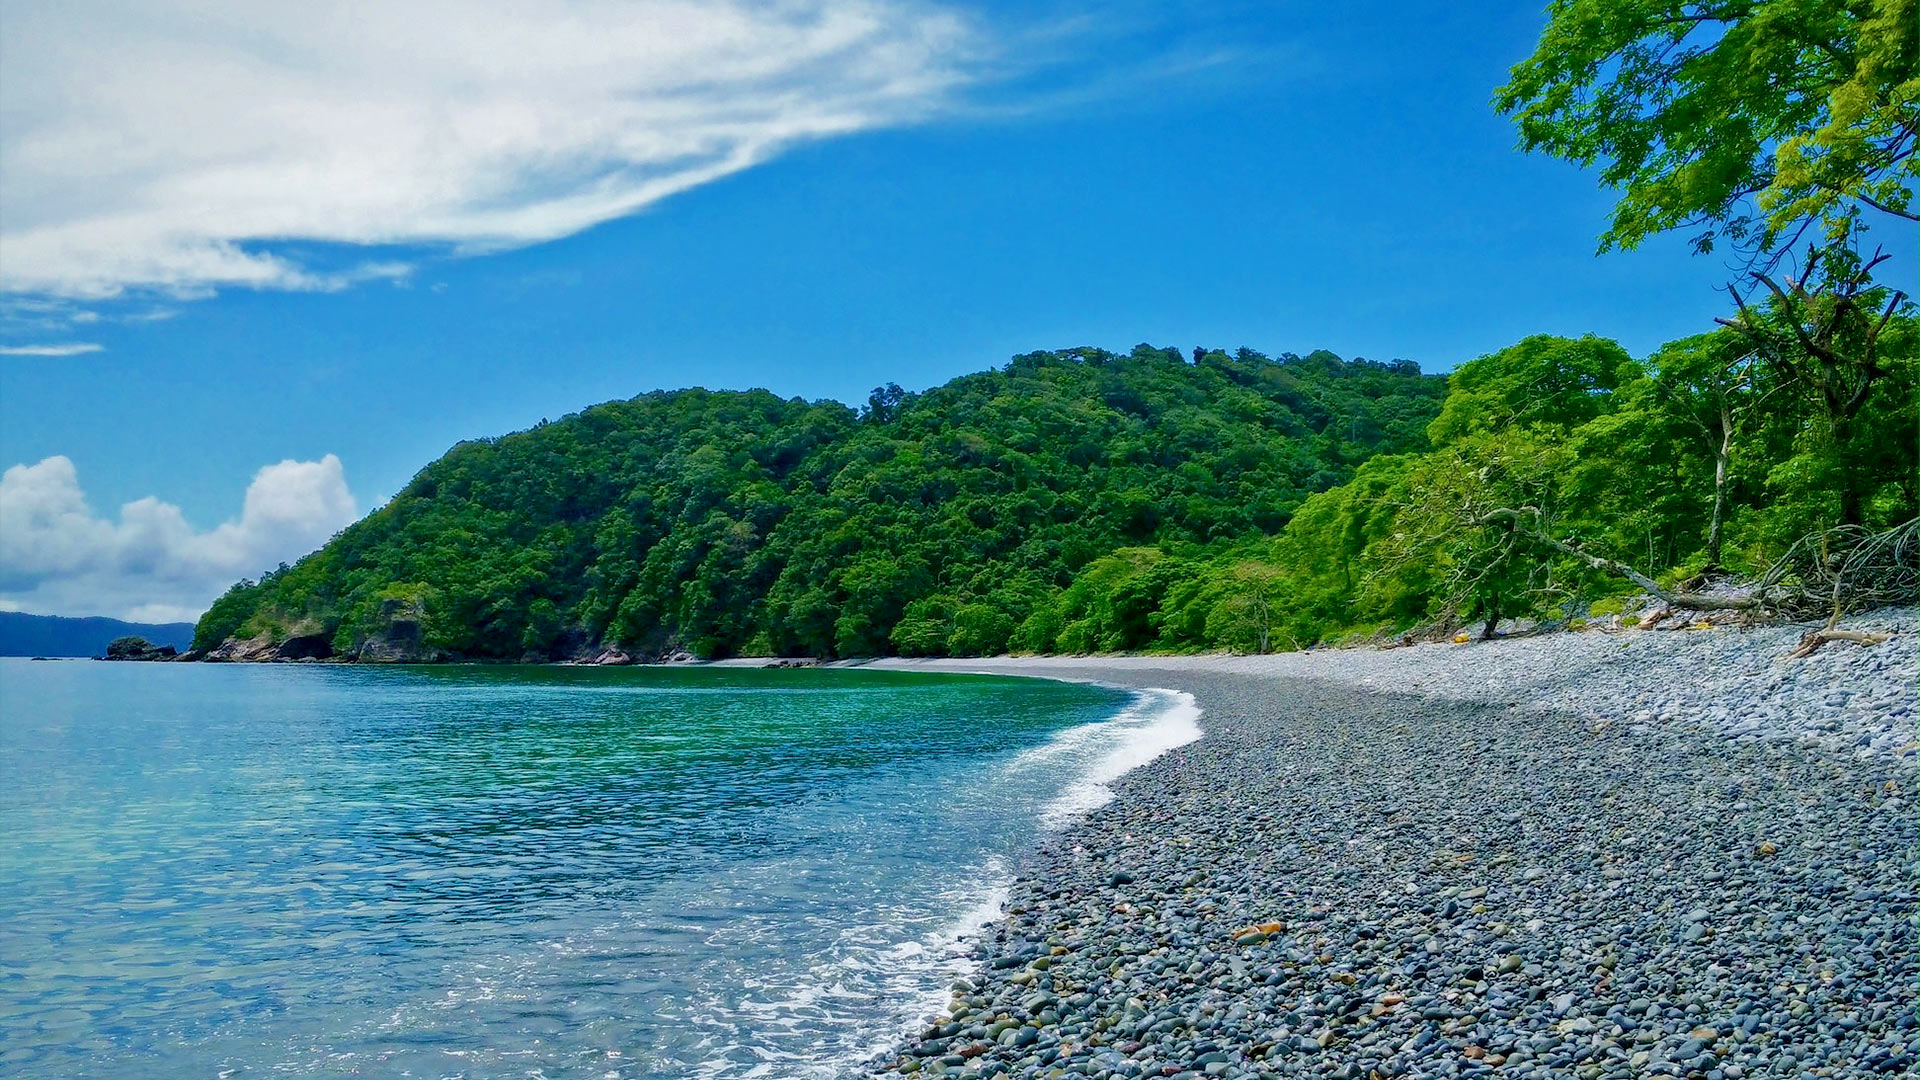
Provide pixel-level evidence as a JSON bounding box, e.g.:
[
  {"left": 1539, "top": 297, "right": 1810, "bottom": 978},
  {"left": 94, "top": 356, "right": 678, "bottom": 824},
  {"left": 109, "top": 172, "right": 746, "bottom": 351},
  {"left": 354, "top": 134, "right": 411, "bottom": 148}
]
[
  {"left": 865, "top": 382, "right": 907, "bottom": 423},
  {"left": 1718, "top": 246, "right": 1911, "bottom": 524},
  {"left": 1562, "top": 374, "right": 1710, "bottom": 575},
  {"left": 1655, "top": 333, "right": 1761, "bottom": 566},
  {"left": 1496, "top": 0, "right": 1919, "bottom": 261},
  {"left": 189, "top": 347, "right": 1449, "bottom": 660},
  {"left": 889, "top": 595, "right": 954, "bottom": 657},
  {"left": 947, "top": 603, "right": 1016, "bottom": 656},
  {"left": 194, "top": 579, "right": 261, "bottom": 651},
  {"left": 1626, "top": 330, "right": 1769, "bottom": 567},
  {"left": 1427, "top": 334, "right": 1629, "bottom": 445},
  {"left": 1380, "top": 433, "right": 1575, "bottom": 638},
  {"left": 1202, "top": 561, "right": 1286, "bottom": 653}
]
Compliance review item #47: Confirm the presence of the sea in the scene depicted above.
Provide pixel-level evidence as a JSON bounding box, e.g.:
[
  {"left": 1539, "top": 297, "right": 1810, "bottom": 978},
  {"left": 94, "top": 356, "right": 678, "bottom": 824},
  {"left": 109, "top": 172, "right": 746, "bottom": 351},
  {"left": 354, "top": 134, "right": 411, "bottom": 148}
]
[{"left": 0, "top": 659, "right": 1199, "bottom": 1078}]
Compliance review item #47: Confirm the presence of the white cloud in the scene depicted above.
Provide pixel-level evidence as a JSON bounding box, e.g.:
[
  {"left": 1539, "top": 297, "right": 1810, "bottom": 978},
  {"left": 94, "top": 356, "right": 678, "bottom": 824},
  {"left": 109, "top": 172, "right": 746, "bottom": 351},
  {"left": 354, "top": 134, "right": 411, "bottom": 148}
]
[
  {"left": 0, "top": 454, "right": 358, "bottom": 621},
  {"left": 0, "top": 343, "right": 104, "bottom": 356},
  {"left": 0, "top": 0, "right": 977, "bottom": 299}
]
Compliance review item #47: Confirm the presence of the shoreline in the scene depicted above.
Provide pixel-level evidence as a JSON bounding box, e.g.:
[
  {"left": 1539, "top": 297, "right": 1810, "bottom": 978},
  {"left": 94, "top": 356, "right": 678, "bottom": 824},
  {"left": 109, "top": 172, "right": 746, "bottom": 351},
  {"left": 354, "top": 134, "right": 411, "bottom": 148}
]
[
  {"left": 160, "top": 608, "right": 1913, "bottom": 759},
  {"left": 860, "top": 613, "right": 1917, "bottom": 1080},
  {"left": 865, "top": 605, "right": 1915, "bottom": 759}
]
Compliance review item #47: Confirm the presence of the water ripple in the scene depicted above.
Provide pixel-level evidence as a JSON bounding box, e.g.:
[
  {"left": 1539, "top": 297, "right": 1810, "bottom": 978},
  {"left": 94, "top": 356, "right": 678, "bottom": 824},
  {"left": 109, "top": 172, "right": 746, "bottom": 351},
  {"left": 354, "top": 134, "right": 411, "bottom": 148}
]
[{"left": 0, "top": 661, "right": 1176, "bottom": 1079}]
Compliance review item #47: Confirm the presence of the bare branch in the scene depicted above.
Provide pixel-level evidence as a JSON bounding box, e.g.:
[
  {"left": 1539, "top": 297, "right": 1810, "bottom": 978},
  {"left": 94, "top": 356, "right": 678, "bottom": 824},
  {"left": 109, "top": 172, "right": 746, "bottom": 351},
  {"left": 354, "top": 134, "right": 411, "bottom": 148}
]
[
  {"left": 1752, "top": 266, "right": 1841, "bottom": 367},
  {"left": 1871, "top": 289, "right": 1907, "bottom": 341},
  {"left": 1718, "top": 284, "right": 1806, "bottom": 381}
]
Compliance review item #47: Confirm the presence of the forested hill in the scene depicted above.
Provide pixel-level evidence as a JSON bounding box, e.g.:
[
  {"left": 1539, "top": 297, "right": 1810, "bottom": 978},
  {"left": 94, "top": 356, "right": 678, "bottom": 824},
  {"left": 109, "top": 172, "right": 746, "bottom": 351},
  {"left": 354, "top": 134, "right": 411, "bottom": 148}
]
[{"left": 194, "top": 346, "right": 1445, "bottom": 660}]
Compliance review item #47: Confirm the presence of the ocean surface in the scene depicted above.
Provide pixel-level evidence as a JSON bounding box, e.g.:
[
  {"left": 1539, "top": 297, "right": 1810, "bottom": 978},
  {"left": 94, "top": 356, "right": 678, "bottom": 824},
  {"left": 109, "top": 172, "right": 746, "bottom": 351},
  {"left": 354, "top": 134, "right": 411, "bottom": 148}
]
[{"left": 0, "top": 659, "right": 1199, "bottom": 1079}]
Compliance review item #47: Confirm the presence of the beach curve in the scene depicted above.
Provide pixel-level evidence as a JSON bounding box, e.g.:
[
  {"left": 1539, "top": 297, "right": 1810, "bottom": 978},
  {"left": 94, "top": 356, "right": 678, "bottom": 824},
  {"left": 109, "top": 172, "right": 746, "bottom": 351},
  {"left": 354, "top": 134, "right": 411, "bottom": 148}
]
[{"left": 861, "top": 611, "right": 1917, "bottom": 1079}]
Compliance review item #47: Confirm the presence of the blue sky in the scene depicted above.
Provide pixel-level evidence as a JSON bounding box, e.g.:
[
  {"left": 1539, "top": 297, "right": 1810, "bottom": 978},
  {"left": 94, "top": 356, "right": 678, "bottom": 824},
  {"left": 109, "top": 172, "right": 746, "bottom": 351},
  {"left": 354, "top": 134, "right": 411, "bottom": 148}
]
[{"left": 1, "top": 1, "right": 1912, "bottom": 620}]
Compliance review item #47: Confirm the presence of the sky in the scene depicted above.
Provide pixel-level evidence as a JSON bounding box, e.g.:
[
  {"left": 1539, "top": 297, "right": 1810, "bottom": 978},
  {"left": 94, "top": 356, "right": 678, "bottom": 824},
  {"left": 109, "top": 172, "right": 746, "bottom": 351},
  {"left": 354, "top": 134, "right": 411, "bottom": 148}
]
[{"left": 1, "top": 0, "right": 1913, "bottom": 622}]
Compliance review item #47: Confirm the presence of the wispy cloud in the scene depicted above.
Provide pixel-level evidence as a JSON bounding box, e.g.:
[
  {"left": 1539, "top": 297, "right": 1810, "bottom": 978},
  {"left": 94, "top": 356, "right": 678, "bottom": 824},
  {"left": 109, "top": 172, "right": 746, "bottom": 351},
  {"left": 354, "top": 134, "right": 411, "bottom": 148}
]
[
  {"left": 0, "top": 0, "right": 981, "bottom": 300},
  {"left": 0, "top": 343, "right": 104, "bottom": 357},
  {"left": 943, "top": 2, "right": 1309, "bottom": 125}
]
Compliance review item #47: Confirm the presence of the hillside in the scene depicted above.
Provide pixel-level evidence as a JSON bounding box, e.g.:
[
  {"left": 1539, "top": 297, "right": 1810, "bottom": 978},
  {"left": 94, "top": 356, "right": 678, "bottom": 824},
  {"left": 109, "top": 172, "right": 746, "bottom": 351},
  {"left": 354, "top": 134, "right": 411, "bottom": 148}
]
[
  {"left": 0, "top": 612, "right": 197, "bottom": 657},
  {"left": 194, "top": 346, "right": 1445, "bottom": 660}
]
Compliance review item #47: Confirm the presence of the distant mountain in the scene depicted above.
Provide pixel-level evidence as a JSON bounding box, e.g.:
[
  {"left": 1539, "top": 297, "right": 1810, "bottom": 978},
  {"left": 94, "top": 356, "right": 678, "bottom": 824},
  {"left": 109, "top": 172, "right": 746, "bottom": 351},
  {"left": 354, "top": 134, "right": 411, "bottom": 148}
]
[{"left": 0, "top": 611, "right": 197, "bottom": 657}]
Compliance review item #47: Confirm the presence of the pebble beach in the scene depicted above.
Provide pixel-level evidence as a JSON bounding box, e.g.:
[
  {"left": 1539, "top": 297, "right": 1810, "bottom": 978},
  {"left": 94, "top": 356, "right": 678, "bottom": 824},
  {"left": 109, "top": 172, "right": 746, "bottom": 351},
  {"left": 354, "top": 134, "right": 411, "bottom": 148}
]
[{"left": 867, "top": 609, "right": 1917, "bottom": 1080}]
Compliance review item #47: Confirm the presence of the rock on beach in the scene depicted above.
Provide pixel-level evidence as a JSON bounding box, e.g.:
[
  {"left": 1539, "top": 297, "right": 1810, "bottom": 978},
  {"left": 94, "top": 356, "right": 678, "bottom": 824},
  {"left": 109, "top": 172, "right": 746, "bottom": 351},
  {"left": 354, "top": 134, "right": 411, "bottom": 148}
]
[{"left": 870, "top": 615, "right": 1917, "bottom": 1080}]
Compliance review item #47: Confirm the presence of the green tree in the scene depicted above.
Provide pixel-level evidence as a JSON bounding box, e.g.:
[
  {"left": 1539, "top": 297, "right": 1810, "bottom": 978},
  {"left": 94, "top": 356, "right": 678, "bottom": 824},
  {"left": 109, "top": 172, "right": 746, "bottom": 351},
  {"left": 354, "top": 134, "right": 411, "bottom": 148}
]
[
  {"left": 1644, "top": 331, "right": 1765, "bottom": 566},
  {"left": 1009, "top": 606, "right": 1065, "bottom": 654},
  {"left": 1719, "top": 246, "right": 1914, "bottom": 524},
  {"left": 889, "top": 595, "right": 955, "bottom": 657},
  {"left": 1379, "top": 433, "right": 1578, "bottom": 638},
  {"left": 1428, "top": 335, "right": 1630, "bottom": 445},
  {"left": 1567, "top": 330, "right": 1762, "bottom": 569},
  {"left": 1200, "top": 561, "right": 1287, "bottom": 653},
  {"left": 1497, "top": 0, "right": 1919, "bottom": 259},
  {"left": 193, "top": 579, "right": 261, "bottom": 651},
  {"left": 1269, "top": 455, "right": 1430, "bottom": 642},
  {"left": 947, "top": 603, "right": 1016, "bottom": 656}
]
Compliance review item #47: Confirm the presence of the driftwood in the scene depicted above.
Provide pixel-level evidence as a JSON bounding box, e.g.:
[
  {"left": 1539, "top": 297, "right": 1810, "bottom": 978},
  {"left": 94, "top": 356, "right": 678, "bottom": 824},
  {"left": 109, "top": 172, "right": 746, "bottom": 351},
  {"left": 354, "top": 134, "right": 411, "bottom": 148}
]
[
  {"left": 1786, "top": 627, "right": 1893, "bottom": 660},
  {"left": 1776, "top": 521, "right": 1912, "bottom": 658}
]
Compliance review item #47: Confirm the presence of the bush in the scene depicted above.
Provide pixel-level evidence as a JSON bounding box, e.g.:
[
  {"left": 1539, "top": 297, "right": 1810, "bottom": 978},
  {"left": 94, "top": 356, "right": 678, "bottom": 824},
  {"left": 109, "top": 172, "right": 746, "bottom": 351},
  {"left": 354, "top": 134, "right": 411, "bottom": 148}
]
[
  {"left": 1586, "top": 595, "right": 1638, "bottom": 618},
  {"left": 947, "top": 604, "right": 1015, "bottom": 656},
  {"left": 1009, "top": 607, "right": 1063, "bottom": 653}
]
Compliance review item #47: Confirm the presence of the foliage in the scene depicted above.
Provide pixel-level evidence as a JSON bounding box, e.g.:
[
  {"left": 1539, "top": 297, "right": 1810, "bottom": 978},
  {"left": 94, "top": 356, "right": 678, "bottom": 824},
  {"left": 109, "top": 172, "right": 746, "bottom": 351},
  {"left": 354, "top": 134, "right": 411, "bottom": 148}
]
[
  {"left": 1032, "top": 320, "right": 1914, "bottom": 652},
  {"left": 194, "top": 301, "right": 1918, "bottom": 661},
  {"left": 1427, "top": 334, "right": 1631, "bottom": 444},
  {"left": 1718, "top": 246, "right": 1917, "bottom": 526},
  {"left": 193, "top": 579, "right": 264, "bottom": 651},
  {"left": 1495, "top": 0, "right": 1919, "bottom": 259},
  {"left": 197, "top": 347, "right": 1446, "bottom": 659}
]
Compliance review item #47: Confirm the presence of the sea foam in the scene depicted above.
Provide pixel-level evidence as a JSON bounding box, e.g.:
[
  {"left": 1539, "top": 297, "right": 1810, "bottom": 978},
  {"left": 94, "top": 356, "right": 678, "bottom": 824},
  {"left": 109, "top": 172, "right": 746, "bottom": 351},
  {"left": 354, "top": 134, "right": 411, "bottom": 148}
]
[{"left": 1006, "top": 687, "right": 1203, "bottom": 830}]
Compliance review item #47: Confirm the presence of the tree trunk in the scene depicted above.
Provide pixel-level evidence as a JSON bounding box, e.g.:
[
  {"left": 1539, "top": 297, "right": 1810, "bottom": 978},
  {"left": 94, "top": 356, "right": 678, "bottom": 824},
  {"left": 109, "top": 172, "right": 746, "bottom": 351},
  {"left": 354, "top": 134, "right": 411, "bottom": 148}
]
[
  {"left": 1479, "top": 593, "right": 1502, "bottom": 641},
  {"left": 1832, "top": 417, "right": 1865, "bottom": 526},
  {"left": 1706, "top": 417, "right": 1732, "bottom": 568},
  {"left": 1838, "top": 489, "right": 1865, "bottom": 528}
]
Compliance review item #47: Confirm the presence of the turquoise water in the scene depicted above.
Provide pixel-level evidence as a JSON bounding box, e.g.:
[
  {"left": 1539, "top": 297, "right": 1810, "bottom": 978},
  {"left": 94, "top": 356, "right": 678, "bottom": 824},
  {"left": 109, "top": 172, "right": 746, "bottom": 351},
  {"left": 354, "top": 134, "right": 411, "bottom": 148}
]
[{"left": 0, "top": 660, "right": 1195, "bottom": 1078}]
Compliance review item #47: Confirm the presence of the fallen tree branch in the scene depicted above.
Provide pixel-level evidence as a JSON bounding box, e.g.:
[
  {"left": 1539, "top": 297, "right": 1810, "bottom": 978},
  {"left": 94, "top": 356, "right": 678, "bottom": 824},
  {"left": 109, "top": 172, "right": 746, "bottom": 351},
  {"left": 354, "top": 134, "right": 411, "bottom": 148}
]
[
  {"left": 1475, "top": 508, "right": 1761, "bottom": 611},
  {"left": 1815, "top": 628, "right": 1891, "bottom": 646},
  {"left": 1472, "top": 511, "right": 1917, "bottom": 620}
]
